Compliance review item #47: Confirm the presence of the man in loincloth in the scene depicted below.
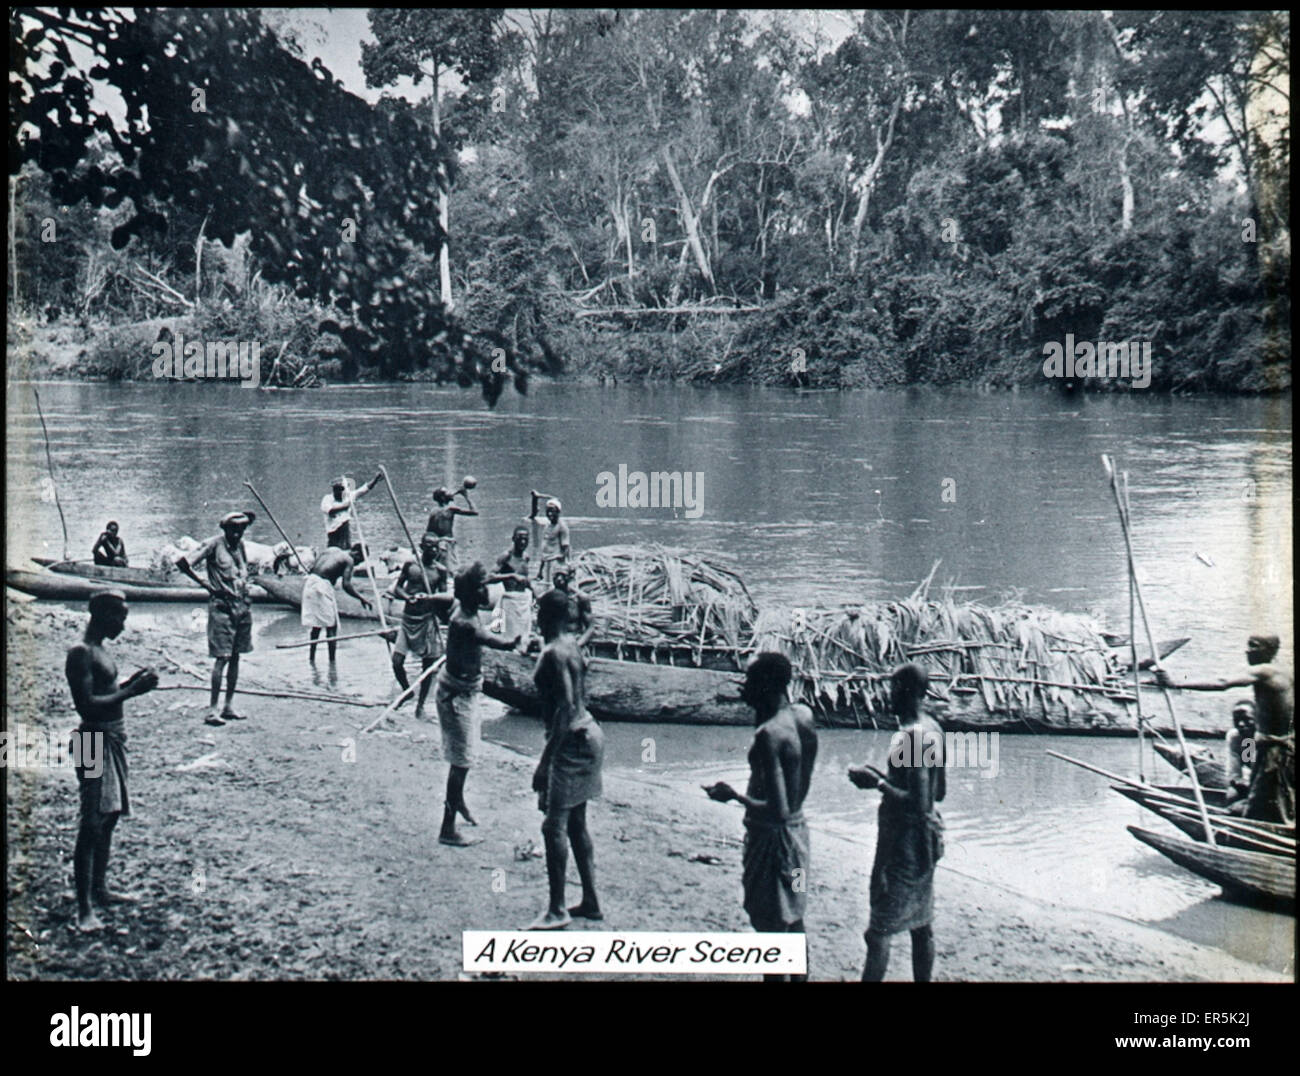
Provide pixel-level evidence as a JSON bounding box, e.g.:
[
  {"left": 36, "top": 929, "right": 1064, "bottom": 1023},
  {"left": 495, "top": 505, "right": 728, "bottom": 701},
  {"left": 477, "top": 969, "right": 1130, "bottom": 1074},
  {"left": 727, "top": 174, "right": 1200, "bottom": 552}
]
[
  {"left": 65, "top": 590, "right": 159, "bottom": 932},
  {"left": 849, "top": 662, "right": 946, "bottom": 982},
  {"left": 92, "top": 521, "right": 128, "bottom": 567},
  {"left": 302, "top": 542, "right": 372, "bottom": 664},
  {"left": 527, "top": 589, "right": 606, "bottom": 929},
  {"left": 489, "top": 525, "right": 534, "bottom": 652},
  {"left": 532, "top": 496, "right": 570, "bottom": 583},
  {"left": 321, "top": 473, "right": 383, "bottom": 550},
  {"left": 1224, "top": 700, "right": 1256, "bottom": 807},
  {"left": 436, "top": 562, "right": 520, "bottom": 846},
  {"left": 705, "top": 652, "right": 818, "bottom": 981},
  {"left": 1158, "top": 633, "right": 1294, "bottom": 824},
  {"left": 425, "top": 487, "right": 477, "bottom": 570},
  {"left": 550, "top": 565, "right": 595, "bottom": 646},
  {"left": 390, "top": 533, "right": 453, "bottom": 719},
  {"left": 177, "top": 511, "right": 256, "bottom": 727}
]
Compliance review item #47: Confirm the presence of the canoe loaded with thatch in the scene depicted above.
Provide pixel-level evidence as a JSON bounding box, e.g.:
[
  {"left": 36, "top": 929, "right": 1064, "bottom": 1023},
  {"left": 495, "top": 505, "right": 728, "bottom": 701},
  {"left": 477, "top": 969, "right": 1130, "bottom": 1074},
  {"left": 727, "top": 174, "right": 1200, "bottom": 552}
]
[{"left": 480, "top": 544, "right": 1203, "bottom": 735}]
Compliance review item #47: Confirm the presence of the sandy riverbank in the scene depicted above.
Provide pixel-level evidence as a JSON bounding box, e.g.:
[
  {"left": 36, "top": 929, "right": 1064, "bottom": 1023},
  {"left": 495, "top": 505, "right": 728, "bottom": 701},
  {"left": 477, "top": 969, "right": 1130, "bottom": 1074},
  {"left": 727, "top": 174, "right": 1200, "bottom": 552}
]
[{"left": 4, "top": 601, "right": 1289, "bottom": 982}]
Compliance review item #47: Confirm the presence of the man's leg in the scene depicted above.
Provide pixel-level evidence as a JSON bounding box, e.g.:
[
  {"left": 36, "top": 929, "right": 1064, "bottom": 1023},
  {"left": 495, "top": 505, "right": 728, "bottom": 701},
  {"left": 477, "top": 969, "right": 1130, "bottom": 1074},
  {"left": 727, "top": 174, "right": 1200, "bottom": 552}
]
[
  {"left": 74, "top": 813, "right": 106, "bottom": 931},
  {"left": 566, "top": 803, "right": 602, "bottom": 919},
  {"left": 91, "top": 814, "right": 134, "bottom": 905},
  {"left": 391, "top": 651, "right": 410, "bottom": 693},
  {"left": 207, "top": 658, "right": 228, "bottom": 725},
  {"left": 308, "top": 627, "right": 321, "bottom": 663},
  {"left": 910, "top": 925, "right": 935, "bottom": 983},
  {"left": 222, "top": 653, "right": 241, "bottom": 716},
  {"left": 439, "top": 765, "right": 478, "bottom": 844},
  {"left": 326, "top": 624, "right": 338, "bottom": 663},
  {"left": 528, "top": 805, "right": 573, "bottom": 929},
  {"left": 862, "top": 929, "right": 891, "bottom": 981},
  {"left": 416, "top": 656, "right": 434, "bottom": 717}
]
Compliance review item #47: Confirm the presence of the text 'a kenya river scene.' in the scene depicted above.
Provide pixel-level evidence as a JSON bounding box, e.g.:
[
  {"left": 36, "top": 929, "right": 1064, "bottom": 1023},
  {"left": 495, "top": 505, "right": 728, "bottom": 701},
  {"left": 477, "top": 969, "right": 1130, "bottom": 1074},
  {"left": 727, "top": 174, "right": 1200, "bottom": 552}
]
[{"left": 4, "top": 6, "right": 1294, "bottom": 1031}]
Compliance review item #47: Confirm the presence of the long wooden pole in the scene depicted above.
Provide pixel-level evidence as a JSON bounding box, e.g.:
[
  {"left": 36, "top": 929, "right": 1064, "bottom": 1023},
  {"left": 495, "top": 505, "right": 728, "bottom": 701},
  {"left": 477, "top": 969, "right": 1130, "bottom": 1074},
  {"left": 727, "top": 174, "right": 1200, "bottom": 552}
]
[
  {"left": 243, "top": 481, "right": 312, "bottom": 574},
  {"left": 1123, "top": 472, "right": 1146, "bottom": 781},
  {"left": 378, "top": 465, "right": 432, "bottom": 593},
  {"left": 345, "top": 475, "right": 392, "bottom": 654},
  {"left": 1102, "top": 455, "right": 1216, "bottom": 846},
  {"left": 33, "top": 388, "right": 71, "bottom": 562},
  {"left": 275, "top": 628, "right": 393, "bottom": 650},
  {"left": 360, "top": 655, "right": 445, "bottom": 734},
  {"left": 155, "top": 683, "right": 383, "bottom": 708}
]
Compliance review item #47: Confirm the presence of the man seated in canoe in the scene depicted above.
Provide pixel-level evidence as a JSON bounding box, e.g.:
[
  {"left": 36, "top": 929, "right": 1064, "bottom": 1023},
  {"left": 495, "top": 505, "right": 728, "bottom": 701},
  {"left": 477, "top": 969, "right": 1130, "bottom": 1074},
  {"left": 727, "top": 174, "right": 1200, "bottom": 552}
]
[
  {"left": 705, "top": 652, "right": 818, "bottom": 981},
  {"left": 849, "top": 663, "right": 946, "bottom": 982},
  {"left": 65, "top": 590, "right": 159, "bottom": 931},
  {"left": 390, "top": 533, "right": 453, "bottom": 720},
  {"left": 550, "top": 566, "right": 595, "bottom": 647},
  {"left": 302, "top": 543, "right": 372, "bottom": 665},
  {"left": 1224, "top": 699, "right": 1256, "bottom": 807},
  {"left": 488, "top": 525, "right": 534, "bottom": 653},
  {"left": 425, "top": 487, "right": 477, "bottom": 570},
  {"left": 176, "top": 511, "right": 256, "bottom": 727},
  {"left": 527, "top": 589, "right": 605, "bottom": 930},
  {"left": 92, "top": 521, "right": 128, "bottom": 567},
  {"left": 1157, "top": 633, "right": 1294, "bottom": 825},
  {"left": 436, "top": 563, "right": 521, "bottom": 846}
]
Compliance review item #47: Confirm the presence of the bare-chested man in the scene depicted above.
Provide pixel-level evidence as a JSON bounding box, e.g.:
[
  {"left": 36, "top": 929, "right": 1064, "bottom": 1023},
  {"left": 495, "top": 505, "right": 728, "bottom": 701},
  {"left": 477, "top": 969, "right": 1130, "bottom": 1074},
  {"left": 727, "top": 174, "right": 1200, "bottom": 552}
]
[
  {"left": 390, "top": 533, "right": 453, "bottom": 720},
  {"left": 92, "top": 521, "right": 128, "bottom": 567},
  {"left": 176, "top": 510, "right": 255, "bottom": 727},
  {"left": 532, "top": 496, "right": 570, "bottom": 582},
  {"left": 527, "top": 589, "right": 605, "bottom": 929},
  {"left": 301, "top": 543, "right": 372, "bottom": 664},
  {"left": 705, "top": 652, "right": 817, "bottom": 981},
  {"left": 436, "top": 563, "right": 520, "bottom": 846},
  {"left": 489, "top": 526, "right": 534, "bottom": 652},
  {"left": 426, "top": 487, "right": 477, "bottom": 570},
  {"left": 65, "top": 591, "right": 159, "bottom": 932},
  {"left": 1158, "top": 633, "right": 1294, "bottom": 824},
  {"left": 550, "top": 566, "right": 595, "bottom": 646},
  {"left": 850, "top": 663, "right": 946, "bottom": 982}
]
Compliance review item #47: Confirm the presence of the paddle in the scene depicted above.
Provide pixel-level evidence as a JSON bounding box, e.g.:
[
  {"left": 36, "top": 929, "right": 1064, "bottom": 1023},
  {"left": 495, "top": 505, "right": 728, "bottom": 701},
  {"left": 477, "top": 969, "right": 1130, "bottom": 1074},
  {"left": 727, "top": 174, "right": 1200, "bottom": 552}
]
[{"left": 1103, "top": 453, "right": 1217, "bottom": 847}]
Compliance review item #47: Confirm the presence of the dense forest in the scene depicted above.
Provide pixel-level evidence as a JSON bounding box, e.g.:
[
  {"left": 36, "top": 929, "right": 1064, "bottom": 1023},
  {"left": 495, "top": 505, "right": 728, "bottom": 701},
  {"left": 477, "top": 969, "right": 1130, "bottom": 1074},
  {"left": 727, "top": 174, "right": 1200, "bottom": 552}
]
[{"left": 9, "top": 9, "right": 1291, "bottom": 398}]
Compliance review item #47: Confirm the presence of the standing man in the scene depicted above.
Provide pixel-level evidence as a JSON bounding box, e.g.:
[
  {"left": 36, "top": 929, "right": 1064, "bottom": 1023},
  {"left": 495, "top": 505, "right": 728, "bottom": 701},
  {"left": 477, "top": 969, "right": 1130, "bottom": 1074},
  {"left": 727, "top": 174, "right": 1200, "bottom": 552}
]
[
  {"left": 321, "top": 473, "right": 383, "bottom": 550},
  {"left": 302, "top": 542, "right": 372, "bottom": 664},
  {"left": 527, "top": 589, "right": 605, "bottom": 929},
  {"left": 436, "top": 562, "right": 520, "bottom": 846},
  {"left": 532, "top": 496, "right": 571, "bottom": 582},
  {"left": 705, "top": 653, "right": 817, "bottom": 981},
  {"left": 177, "top": 511, "right": 255, "bottom": 727},
  {"left": 849, "top": 663, "right": 946, "bottom": 982},
  {"left": 391, "top": 533, "right": 453, "bottom": 720},
  {"left": 489, "top": 525, "right": 534, "bottom": 652},
  {"left": 550, "top": 566, "right": 594, "bottom": 646},
  {"left": 1157, "top": 633, "right": 1294, "bottom": 823},
  {"left": 426, "top": 487, "right": 478, "bottom": 570},
  {"left": 65, "top": 590, "right": 159, "bottom": 932},
  {"left": 92, "top": 521, "right": 128, "bottom": 567}
]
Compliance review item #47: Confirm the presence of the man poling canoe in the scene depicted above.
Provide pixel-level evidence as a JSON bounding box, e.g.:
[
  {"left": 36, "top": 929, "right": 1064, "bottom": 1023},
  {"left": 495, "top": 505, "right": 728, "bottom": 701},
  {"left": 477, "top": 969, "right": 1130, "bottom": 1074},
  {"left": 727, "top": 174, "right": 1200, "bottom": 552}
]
[
  {"left": 322, "top": 472, "right": 383, "bottom": 550},
  {"left": 301, "top": 543, "right": 372, "bottom": 665}
]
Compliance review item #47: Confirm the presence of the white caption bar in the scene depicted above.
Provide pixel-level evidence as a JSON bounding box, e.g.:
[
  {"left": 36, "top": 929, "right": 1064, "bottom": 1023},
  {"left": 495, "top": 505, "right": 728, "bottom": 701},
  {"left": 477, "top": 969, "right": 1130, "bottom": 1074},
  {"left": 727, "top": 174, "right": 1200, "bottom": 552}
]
[{"left": 464, "top": 931, "right": 806, "bottom": 975}]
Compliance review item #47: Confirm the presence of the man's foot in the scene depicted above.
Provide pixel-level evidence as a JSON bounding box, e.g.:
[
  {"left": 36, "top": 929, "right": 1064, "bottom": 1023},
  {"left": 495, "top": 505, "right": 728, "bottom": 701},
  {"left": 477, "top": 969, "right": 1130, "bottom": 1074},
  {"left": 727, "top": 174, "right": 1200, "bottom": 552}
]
[
  {"left": 221, "top": 709, "right": 248, "bottom": 721},
  {"left": 76, "top": 909, "right": 105, "bottom": 932},
  {"left": 525, "top": 909, "right": 572, "bottom": 930},
  {"left": 456, "top": 801, "right": 478, "bottom": 826},
  {"left": 568, "top": 902, "right": 603, "bottom": 921},
  {"left": 413, "top": 704, "right": 425, "bottom": 722},
  {"left": 92, "top": 889, "right": 139, "bottom": 907},
  {"left": 205, "top": 713, "right": 227, "bottom": 727},
  {"left": 438, "top": 831, "right": 481, "bottom": 848}
]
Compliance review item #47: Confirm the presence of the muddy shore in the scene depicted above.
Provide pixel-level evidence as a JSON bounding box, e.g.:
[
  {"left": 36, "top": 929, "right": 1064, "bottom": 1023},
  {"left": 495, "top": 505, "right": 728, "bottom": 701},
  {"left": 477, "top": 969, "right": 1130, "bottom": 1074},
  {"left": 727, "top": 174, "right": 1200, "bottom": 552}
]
[{"left": 4, "top": 601, "right": 1288, "bottom": 982}]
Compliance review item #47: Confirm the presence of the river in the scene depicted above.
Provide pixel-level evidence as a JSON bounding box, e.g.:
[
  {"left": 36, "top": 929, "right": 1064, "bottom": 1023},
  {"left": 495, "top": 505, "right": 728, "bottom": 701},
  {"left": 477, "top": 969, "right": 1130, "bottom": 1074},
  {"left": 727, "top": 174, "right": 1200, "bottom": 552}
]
[{"left": 5, "top": 380, "right": 1293, "bottom": 973}]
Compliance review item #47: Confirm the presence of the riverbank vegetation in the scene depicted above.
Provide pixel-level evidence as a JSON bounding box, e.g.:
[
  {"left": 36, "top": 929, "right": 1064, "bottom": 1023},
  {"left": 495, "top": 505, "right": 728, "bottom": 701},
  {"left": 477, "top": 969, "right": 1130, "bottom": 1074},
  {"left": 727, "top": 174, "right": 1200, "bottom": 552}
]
[{"left": 9, "top": 10, "right": 1290, "bottom": 397}]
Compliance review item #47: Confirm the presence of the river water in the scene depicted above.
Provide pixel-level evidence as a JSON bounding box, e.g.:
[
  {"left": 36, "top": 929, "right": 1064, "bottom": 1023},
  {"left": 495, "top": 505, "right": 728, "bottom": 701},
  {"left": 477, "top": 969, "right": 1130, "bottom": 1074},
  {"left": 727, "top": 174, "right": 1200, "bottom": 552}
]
[{"left": 5, "top": 381, "right": 1293, "bottom": 973}]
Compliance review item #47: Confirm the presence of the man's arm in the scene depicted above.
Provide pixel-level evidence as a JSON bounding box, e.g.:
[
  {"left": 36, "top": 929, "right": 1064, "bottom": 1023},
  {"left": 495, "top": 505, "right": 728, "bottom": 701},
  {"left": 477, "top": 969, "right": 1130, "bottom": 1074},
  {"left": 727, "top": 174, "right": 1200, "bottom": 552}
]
[
  {"left": 1157, "top": 666, "right": 1260, "bottom": 692},
  {"left": 119, "top": 539, "right": 128, "bottom": 566},
  {"left": 451, "top": 505, "right": 478, "bottom": 518},
  {"left": 558, "top": 522, "right": 571, "bottom": 562},
  {"left": 474, "top": 621, "right": 520, "bottom": 650},
  {"left": 340, "top": 563, "right": 371, "bottom": 609},
  {"left": 92, "top": 533, "right": 109, "bottom": 558},
  {"left": 727, "top": 730, "right": 791, "bottom": 818},
  {"left": 354, "top": 473, "right": 383, "bottom": 499},
  {"left": 176, "top": 539, "right": 222, "bottom": 597},
  {"left": 66, "top": 648, "right": 156, "bottom": 711}
]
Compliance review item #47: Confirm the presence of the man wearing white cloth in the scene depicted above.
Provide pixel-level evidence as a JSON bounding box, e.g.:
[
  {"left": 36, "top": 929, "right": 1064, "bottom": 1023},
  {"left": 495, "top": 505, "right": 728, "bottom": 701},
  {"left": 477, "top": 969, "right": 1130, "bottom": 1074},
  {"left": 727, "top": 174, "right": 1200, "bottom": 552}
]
[
  {"left": 489, "top": 525, "right": 534, "bottom": 653},
  {"left": 302, "top": 543, "right": 371, "bottom": 664}
]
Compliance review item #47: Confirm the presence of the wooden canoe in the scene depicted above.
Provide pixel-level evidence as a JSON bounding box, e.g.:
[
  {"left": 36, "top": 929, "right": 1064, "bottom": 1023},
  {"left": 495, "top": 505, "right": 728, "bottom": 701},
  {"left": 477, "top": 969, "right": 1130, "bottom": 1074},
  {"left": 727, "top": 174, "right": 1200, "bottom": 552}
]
[
  {"left": 1152, "top": 740, "right": 1229, "bottom": 789},
  {"left": 256, "top": 572, "right": 401, "bottom": 621},
  {"left": 6, "top": 565, "right": 271, "bottom": 604},
  {"left": 1127, "top": 825, "right": 1295, "bottom": 906},
  {"left": 1111, "top": 785, "right": 1294, "bottom": 855}
]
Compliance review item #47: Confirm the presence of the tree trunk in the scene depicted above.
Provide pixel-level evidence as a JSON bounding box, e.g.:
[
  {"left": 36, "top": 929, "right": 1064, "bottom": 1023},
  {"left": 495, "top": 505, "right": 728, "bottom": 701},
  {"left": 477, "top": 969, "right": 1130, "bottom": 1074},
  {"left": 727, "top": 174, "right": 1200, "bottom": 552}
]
[
  {"left": 431, "top": 65, "right": 453, "bottom": 312},
  {"left": 847, "top": 96, "right": 901, "bottom": 276},
  {"left": 661, "top": 145, "right": 715, "bottom": 291}
]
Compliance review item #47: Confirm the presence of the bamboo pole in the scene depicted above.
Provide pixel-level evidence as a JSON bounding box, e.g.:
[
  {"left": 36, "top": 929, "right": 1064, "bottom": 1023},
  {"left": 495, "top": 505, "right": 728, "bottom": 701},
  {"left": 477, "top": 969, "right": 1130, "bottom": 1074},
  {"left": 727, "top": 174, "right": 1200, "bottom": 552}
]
[
  {"left": 345, "top": 474, "right": 392, "bottom": 655},
  {"left": 378, "top": 465, "right": 432, "bottom": 594},
  {"left": 360, "top": 655, "right": 445, "bottom": 734},
  {"left": 1102, "top": 455, "right": 1216, "bottom": 846},
  {"left": 1123, "top": 472, "right": 1147, "bottom": 780},
  {"left": 243, "top": 481, "right": 312, "bottom": 574},
  {"left": 275, "top": 628, "right": 394, "bottom": 650}
]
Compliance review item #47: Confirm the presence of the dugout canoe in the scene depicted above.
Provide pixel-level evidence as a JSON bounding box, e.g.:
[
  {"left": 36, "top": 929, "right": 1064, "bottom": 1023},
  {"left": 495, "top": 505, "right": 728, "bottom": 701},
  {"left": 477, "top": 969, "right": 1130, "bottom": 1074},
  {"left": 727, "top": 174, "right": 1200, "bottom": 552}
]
[
  {"left": 1111, "top": 785, "right": 1294, "bottom": 855},
  {"left": 477, "top": 647, "right": 1221, "bottom": 735},
  {"left": 6, "top": 565, "right": 271, "bottom": 604},
  {"left": 1152, "top": 740, "right": 1229, "bottom": 790},
  {"left": 1127, "top": 825, "right": 1296, "bottom": 906},
  {"left": 256, "top": 572, "right": 400, "bottom": 620}
]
